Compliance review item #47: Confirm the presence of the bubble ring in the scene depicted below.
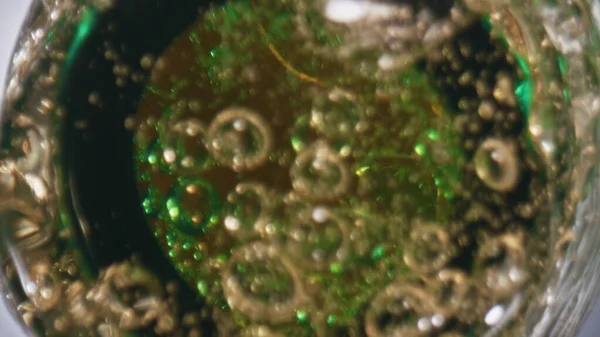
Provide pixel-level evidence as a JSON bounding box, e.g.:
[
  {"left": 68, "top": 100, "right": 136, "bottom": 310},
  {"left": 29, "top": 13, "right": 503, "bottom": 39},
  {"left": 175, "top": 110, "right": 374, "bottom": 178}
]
[
  {"left": 475, "top": 231, "right": 528, "bottom": 299},
  {"left": 290, "top": 141, "right": 351, "bottom": 201},
  {"left": 365, "top": 282, "right": 440, "bottom": 337},
  {"left": 160, "top": 117, "right": 212, "bottom": 173},
  {"left": 166, "top": 178, "right": 221, "bottom": 235},
  {"left": 403, "top": 223, "right": 456, "bottom": 275},
  {"left": 433, "top": 269, "right": 481, "bottom": 319},
  {"left": 473, "top": 138, "right": 520, "bottom": 192},
  {"left": 224, "top": 182, "right": 273, "bottom": 241},
  {"left": 222, "top": 241, "right": 308, "bottom": 324},
  {"left": 206, "top": 107, "right": 273, "bottom": 172},
  {"left": 7, "top": 116, "right": 48, "bottom": 174},
  {"left": 286, "top": 206, "right": 350, "bottom": 270},
  {"left": 464, "top": 203, "right": 503, "bottom": 231}
]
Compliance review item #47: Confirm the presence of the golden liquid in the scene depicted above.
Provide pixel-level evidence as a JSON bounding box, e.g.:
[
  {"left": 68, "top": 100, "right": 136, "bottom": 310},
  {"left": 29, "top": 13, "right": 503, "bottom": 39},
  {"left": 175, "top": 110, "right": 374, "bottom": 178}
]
[{"left": 133, "top": 1, "right": 548, "bottom": 335}]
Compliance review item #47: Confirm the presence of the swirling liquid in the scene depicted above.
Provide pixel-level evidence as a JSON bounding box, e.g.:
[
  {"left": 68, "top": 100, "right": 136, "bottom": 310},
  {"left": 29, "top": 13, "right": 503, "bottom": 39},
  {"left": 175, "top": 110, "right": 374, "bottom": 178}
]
[{"left": 133, "top": 1, "right": 549, "bottom": 336}]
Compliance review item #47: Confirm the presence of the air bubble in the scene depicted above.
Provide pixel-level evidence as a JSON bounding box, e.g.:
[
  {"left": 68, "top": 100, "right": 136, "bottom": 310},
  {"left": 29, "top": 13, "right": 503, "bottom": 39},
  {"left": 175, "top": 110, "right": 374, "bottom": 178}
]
[
  {"left": 10, "top": 123, "right": 46, "bottom": 173},
  {"left": 290, "top": 141, "right": 351, "bottom": 201},
  {"left": 222, "top": 242, "right": 306, "bottom": 324},
  {"left": 286, "top": 207, "right": 349, "bottom": 270},
  {"left": 206, "top": 108, "right": 273, "bottom": 172},
  {"left": 433, "top": 269, "right": 479, "bottom": 318},
  {"left": 28, "top": 266, "right": 60, "bottom": 312},
  {"left": 166, "top": 178, "right": 221, "bottom": 234},
  {"left": 474, "top": 138, "right": 519, "bottom": 192},
  {"left": 241, "top": 326, "right": 283, "bottom": 337},
  {"left": 161, "top": 118, "right": 211, "bottom": 172},
  {"left": 365, "top": 283, "right": 440, "bottom": 337},
  {"left": 477, "top": 100, "right": 496, "bottom": 120},
  {"left": 463, "top": 0, "right": 508, "bottom": 14},
  {"left": 475, "top": 231, "right": 528, "bottom": 298},
  {"left": 223, "top": 183, "right": 272, "bottom": 240},
  {"left": 404, "top": 223, "right": 456, "bottom": 274}
]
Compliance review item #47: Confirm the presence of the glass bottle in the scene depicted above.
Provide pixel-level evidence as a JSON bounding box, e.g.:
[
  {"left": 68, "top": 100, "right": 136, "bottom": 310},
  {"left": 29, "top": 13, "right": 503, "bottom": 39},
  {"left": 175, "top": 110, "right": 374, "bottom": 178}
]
[{"left": 1, "top": 0, "right": 599, "bottom": 336}]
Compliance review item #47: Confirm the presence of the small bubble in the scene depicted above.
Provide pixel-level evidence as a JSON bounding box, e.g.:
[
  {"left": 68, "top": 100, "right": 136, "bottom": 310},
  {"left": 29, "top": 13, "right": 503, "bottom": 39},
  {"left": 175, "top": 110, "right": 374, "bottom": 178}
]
[
  {"left": 88, "top": 92, "right": 101, "bottom": 105},
  {"left": 312, "top": 206, "right": 329, "bottom": 223},
  {"left": 104, "top": 49, "right": 118, "bottom": 60},
  {"left": 116, "top": 77, "right": 127, "bottom": 87},
  {"left": 224, "top": 216, "right": 241, "bottom": 231},
  {"left": 124, "top": 116, "right": 137, "bottom": 130},
  {"left": 417, "top": 317, "right": 432, "bottom": 332},
  {"left": 484, "top": 305, "right": 505, "bottom": 326},
  {"left": 188, "top": 100, "right": 201, "bottom": 112},
  {"left": 478, "top": 100, "right": 496, "bottom": 120},
  {"left": 474, "top": 138, "right": 519, "bottom": 192},
  {"left": 140, "top": 54, "right": 156, "bottom": 70},
  {"left": 74, "top": 120, "right": 88, "bottom": 130},
  {"left": 163, "top": 148, "right": 176, "bottom": 164},
  {"left": 493, "top": 73, "right": 517, "bottom": 107}
]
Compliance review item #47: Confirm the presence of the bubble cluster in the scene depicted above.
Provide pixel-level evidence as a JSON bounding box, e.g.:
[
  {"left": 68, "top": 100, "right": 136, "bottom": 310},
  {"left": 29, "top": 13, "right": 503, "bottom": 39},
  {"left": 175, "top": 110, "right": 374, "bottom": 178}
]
[
  {"left": 162, "top": 118, "right": 211, "bottom": 173},
  {"left": 132, "top": 1, "right": 549, "bottom": 336}
]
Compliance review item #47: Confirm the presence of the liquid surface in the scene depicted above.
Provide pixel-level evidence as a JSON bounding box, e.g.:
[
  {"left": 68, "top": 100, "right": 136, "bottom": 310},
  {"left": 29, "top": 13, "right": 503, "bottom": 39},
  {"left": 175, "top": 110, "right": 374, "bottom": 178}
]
[{"left": 133, "top": 1, "right": 548, "bottom": 335}]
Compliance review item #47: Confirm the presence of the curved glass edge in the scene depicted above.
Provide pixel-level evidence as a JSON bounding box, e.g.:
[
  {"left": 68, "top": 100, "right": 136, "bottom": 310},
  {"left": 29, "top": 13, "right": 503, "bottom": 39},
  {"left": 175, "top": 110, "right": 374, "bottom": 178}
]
[
  {"left": 0, "top": 0, "right": 97, "bottom": 335},
  {"left": 0, "top": 0, "right": 598, "bottom": 336},
  {"left": 0, "top": 0, "right": 56, "bottom": 335},
  {"left": 521, "top": 0, "right": 600, "bottom": 335}
]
